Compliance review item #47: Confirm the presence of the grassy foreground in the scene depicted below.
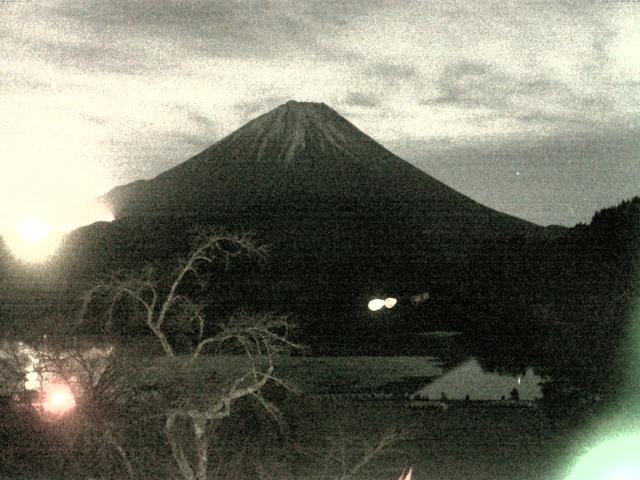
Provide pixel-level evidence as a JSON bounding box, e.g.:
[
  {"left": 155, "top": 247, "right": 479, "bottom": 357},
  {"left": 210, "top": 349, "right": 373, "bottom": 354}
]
[
  {"left": 1, "top": 353, "right": 584, "bottom": 479},
  {"left": 281, "top": 395, "right": 577, "bottom": 480}
]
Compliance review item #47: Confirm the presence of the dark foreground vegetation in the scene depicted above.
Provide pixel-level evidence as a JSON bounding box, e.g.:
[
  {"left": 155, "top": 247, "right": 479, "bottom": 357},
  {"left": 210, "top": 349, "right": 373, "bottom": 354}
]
[
  {"left": 2, "top": 389, "right": 585, "bottom": 480},
  {"left": 0, "top": 197, "right": 638, "bottom": 479}
]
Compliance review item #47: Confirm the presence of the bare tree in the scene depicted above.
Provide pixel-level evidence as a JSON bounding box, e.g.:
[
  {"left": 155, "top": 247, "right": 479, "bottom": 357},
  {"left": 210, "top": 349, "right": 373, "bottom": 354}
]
[
  {"left": 0, "top": 324, "right": 131, "bottom": 479},
  {"left": 2, "top": 316, "right": 138, "bottom": 480},
  {"left": 35, "top": 327, "right": 167, "bottom": 479},
  {"left": 80, "top": 228, "right": 300, "bottom": 480}
]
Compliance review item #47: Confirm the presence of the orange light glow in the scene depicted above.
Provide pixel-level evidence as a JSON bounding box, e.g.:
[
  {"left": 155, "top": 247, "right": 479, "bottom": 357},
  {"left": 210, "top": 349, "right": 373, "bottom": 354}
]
[{"left": 42, "top": 383, "right": 76, "bottom": 415}]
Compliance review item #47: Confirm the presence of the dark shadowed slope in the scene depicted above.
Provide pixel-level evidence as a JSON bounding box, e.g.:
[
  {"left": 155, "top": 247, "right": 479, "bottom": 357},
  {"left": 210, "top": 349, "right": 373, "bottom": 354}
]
[{"left": 104, "top": 100, "right": 537, "bottom": 236}]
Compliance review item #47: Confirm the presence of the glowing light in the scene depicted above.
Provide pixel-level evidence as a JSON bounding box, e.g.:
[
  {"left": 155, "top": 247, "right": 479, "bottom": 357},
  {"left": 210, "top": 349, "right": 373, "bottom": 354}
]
[
  {"left": 18, "top": 218, "right": 50, "bottom": 244},
  {"left": 369, "top": 297, "right": 399, "bottom": 311},
  {"left": 384, "top": 297, "right": 398, "bottom": 309},
  {"left": 566, "top": 433, "right": 640, "bottom": 480},
  {"left": 4, "top": 219, "right": 61, "bottom": 263},
  {"left": 368, "top": 299, "right": 385, "bottom": 311},
  {"left": 2, "top": 201, "right": 113, "bottom": 263},
  {"left": 42, "top": 383, "right": 76, "bottom": 415}
]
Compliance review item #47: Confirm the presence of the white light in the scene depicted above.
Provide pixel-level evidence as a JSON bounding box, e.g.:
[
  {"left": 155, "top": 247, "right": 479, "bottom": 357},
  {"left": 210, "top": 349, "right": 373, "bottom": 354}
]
[
  {"left": 384, "top": 297, "right": 398, "bottom": 309},
  {"left": 18, "top": 218, "right": 50, "bottom": 244},
  {"left": 4, "top": 218, "right": 61, "bottom": 262},
  {"left": 368, "top": 299, "right": 385, "bottom": 311},
  {"left": 2, "top": 201, "right": 113, "bottom": 263}
]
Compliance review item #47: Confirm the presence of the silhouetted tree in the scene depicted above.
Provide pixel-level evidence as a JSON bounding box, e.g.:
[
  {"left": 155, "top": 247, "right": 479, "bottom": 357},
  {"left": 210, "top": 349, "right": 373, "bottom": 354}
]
[{"left": 80, "top": 228, "right": 300, "bottom": 480}]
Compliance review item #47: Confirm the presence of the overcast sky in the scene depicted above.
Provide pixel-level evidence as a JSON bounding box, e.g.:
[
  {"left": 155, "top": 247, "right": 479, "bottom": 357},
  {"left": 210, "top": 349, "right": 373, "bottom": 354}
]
[{"left": 1, "top": 0, "right": 639, "bottom": 228}]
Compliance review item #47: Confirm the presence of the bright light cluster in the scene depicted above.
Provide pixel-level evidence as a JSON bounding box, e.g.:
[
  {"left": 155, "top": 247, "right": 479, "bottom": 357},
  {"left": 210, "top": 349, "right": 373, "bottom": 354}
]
[{"left": 368, "top": 297, "right": 398, "bottom": 311}]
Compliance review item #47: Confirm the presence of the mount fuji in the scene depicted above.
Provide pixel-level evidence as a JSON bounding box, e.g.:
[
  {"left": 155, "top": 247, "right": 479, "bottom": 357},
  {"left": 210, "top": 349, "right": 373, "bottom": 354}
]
[
  {"left": 104, "top": 100, "right": 536, "bottom": 236},
  {"left": 56, "top": 101, "right": 553, "bottom": 351}
]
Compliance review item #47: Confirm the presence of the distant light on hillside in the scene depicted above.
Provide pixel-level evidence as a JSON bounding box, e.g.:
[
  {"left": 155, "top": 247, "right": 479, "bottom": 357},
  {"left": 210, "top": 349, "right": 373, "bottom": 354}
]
[
  {"left": 368, "top": 299, "right": 385, "bottom": 311},
  {"left": 368, "top": 297, "right": 398, "bottom": 311}
]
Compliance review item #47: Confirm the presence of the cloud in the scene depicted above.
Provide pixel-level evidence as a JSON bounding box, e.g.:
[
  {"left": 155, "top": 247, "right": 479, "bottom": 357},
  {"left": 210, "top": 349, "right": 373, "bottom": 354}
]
[
  {"left": 392, "top": 122, "right": 640, "bottom": 226},
  {"left": 419, "top": 58, "right": 626, "bottom": 132},
  {"left": 368, "top": 62, "right": 418, "bottom": 82},
  {"left": 184, "top": 110, "right": 216, "bottom": 130},
  {"left": 51, "top": 0, "right": 380, "bottom": 66},
  {"left": 344, "top": 92, "right": 379, "bottom": 107},
  {"left": 0, "top": 71, "right": 50, "bottom": 93},
  {"left": 428, "top": 60, "right": 512, "bottom": 109},
  {"left": 1, "top": 0, "right": 638, "bottom": 228},
  {"left": 168, "top": 105, "right": 218, "bottom": 133},
  {"left": 233, "top": 96, "right": 293, "bottom": 121},
  {"left": 106, "top": 129, "right": 216, "bottom": 183},
  {"left": 34, "top": 39, "right": 167, "bottom": 75}
]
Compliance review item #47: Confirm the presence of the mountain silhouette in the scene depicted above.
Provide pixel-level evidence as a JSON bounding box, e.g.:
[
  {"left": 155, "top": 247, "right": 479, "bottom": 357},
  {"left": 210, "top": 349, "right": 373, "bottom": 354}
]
[{"left": 104, "top": 100, "right": 535, "bottom": 236}]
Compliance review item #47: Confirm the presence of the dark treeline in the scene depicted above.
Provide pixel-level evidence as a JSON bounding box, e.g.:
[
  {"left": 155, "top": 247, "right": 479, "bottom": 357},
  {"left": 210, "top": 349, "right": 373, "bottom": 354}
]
[{"left": 456, "top": 197, "right": 640, "bottom": 410}]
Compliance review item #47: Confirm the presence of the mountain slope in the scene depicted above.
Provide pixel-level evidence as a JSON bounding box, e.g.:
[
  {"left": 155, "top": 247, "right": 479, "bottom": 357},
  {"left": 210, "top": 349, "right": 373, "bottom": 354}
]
[{"left": 104, "top": 101, "right": 536, "bottom": 236}]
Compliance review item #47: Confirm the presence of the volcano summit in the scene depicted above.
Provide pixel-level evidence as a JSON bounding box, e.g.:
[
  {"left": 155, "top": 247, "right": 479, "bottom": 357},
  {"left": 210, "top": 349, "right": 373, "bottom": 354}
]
[{"left": 104, "top": 100, "right": 535, "bottom": 236}]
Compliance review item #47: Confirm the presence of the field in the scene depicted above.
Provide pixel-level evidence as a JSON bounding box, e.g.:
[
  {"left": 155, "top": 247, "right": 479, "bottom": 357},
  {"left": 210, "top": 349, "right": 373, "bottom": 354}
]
[
  {"left": 229, "top": 355, "right": 443, "bottom": 394},
  {"left": 1, "top": 352, "right": 584, "bottom": 480},
  {"left": 189, "top": 355, "right": 576, "bottom": 479},
  {"left": 280, "top": 395, "right": 578, "bottom": 480}
]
